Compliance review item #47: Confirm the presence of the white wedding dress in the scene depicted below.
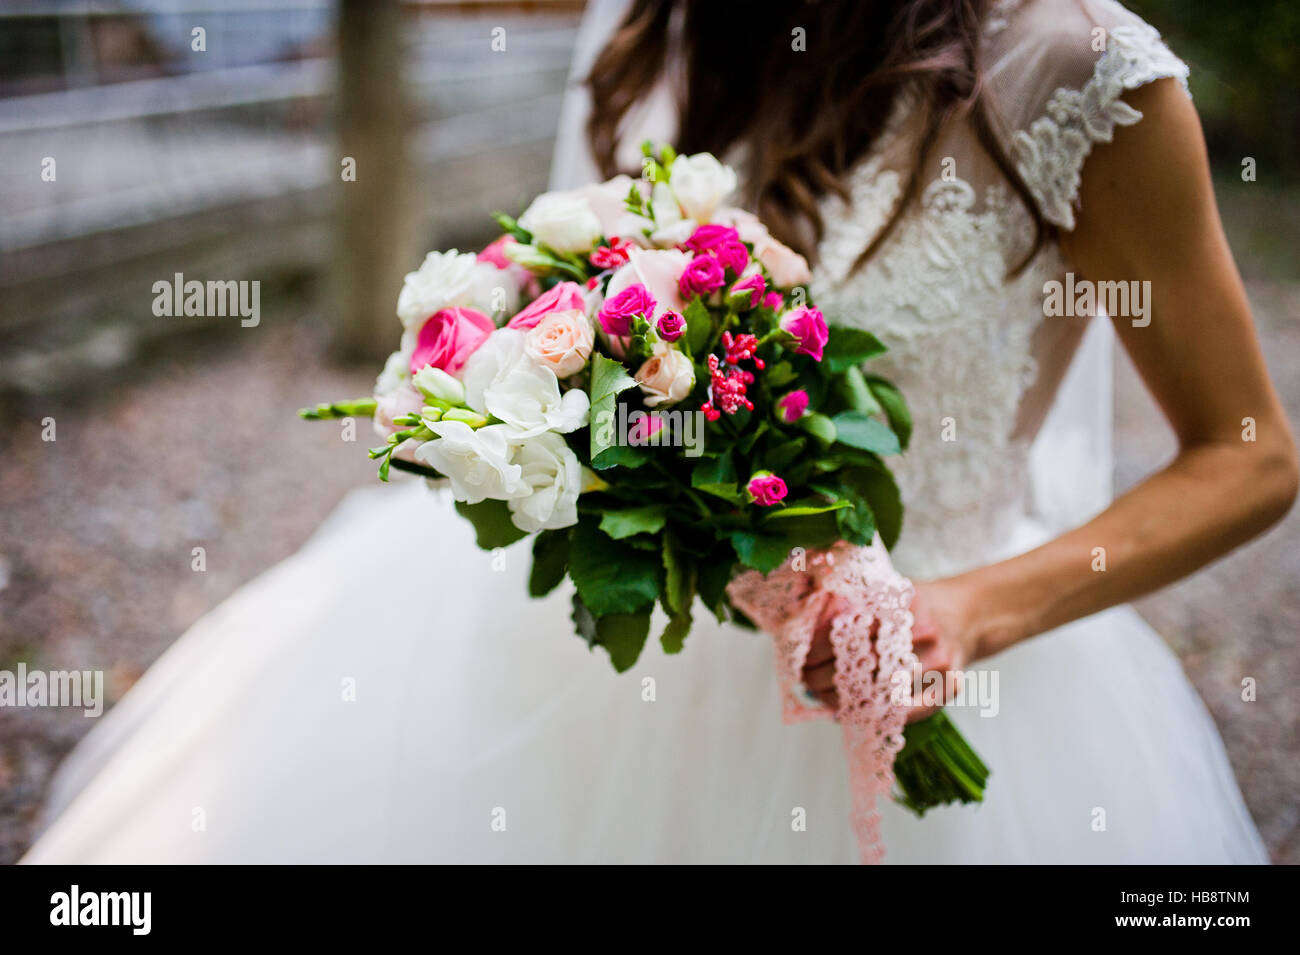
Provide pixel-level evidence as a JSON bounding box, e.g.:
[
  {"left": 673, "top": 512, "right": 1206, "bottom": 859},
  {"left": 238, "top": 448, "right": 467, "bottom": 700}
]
[{"left": 25, "top": 0, "right": 1268, "bottom": 864}]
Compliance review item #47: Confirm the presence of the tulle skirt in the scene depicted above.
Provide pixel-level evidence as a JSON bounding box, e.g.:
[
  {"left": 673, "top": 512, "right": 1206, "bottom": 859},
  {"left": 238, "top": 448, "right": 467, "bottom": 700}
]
[{"left": 24, "top": 480, "right": 1267, "bottom": 863}]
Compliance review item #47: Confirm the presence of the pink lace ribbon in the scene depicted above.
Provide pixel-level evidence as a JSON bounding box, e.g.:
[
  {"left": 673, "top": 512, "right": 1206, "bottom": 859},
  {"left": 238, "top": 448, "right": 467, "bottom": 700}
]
[{"left": 727, "top": 539, "right": 917, "bottom": 864}]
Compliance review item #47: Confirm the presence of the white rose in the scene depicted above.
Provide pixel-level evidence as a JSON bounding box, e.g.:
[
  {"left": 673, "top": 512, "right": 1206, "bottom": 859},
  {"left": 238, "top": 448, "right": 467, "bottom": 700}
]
[
  {"left": 396, "top": 250, "right": 506, "bottom": 328},
  {"left": 635, "top": 344, "right": 695, "bottom": 407},
  {"left": 416, "top": 421, "right": 527, "bottom": 504},
  {"left": 462, "top": 329, "right": 590, "bottom": 437},
  {"left": 507, "top": 431, "right": 583, "bottom": 532},
  {"left": 524, "top": 309, "right": 594, "bottom": 378},
  {"left": 668, "top": 153, "right": 737, "bottom": 223},
  {"left": 517, "top": 190, "right": 603, "bottom": 254},
  {"left": 375, "top": 348, "right": 410, "bottom": 396}
]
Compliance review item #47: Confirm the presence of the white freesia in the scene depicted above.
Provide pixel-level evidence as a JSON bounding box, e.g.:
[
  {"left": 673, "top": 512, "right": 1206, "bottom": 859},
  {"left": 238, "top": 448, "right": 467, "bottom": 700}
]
[
  {"left": 412, "top": 365, "right": 465, "bottom": 404},
  {"left": 416, "top": 421, "right": 527, "bottom": 504},
  {"left": 462, "top": 329, "right": 590, "bottom": 438},
  {"left": 396, "top": 250, "right": 507, "bottom": 328},
  {"left": 518, "top": 190, "right": 603, "bottom": 254},
  {"left": 506, "top": 432, "right": 583, "bottom": 532},
  {"left": 636, "top": 344, "right": 695, "bottom": 407},
  {"left": 668, "top": 152, "right": 737, "bottom": 223}
]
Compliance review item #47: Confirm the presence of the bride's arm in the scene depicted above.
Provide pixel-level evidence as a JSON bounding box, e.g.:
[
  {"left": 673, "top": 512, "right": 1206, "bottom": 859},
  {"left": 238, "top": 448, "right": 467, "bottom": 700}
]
[{"left": 931, "top": 78, "right": 1297, "bottom": 668}]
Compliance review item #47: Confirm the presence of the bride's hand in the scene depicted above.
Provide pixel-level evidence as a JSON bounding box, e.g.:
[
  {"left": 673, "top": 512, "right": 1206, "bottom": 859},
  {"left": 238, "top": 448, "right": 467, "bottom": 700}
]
[{"left": 800, "top": 578, "right": 981, "bottom": 722}]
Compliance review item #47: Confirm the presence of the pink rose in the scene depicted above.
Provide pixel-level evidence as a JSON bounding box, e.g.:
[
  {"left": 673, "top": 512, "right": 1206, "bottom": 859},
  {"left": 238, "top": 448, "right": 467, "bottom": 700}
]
[
  {"left": 581, "top": 175, "right": 652, "bottom": 242},
  {"left": 747, "top": 472, "right": 788, "bottom": 506},
  {"left": 763, "top": 291, "right": 784, "bottom": 311},
  {"left": 757, "top": 237, "right": 811, "bottom": 288},
  {"left": 656, "top": 309, "right": 685, "bottom": 342},
  {"left": 730, "top": 272, "right": 766, "bottom": 309},
  {"left": 598, "top": 283, "right": 656, "bottom": 336},
  {"left": 779, "top": 306, "right": 829, "bottom": 361},
  {"left": 684, "top": 224, "right": 739, "bottom": 252},
  {"left": 678, "top": 254, "right": 726, "bottom": 298},
  {"left": 713, "top": 208, "right": 811, "bottom": 288},
  {"left": 627, "top": 412, "right": 666, "bottom": 446},
  {"left": 507, "top": 281, "right": 586, "bottom": 331},
  {"left": 477, "top": 234, "right": 516, "bottom": 269},
  {"left": 776, "top": 389, "right": 809, "bottom": 423},
  {"left": 606, "top": 248, "right": 691, "bottom": 320},
  {"left": 410, "top": 306, "right": 495, "bottom": 376},
  {"left": 687, "top": 225, "right": 749, "bottom": 274},
  {"left": 524, "top": 308, "right": 594, "bottom": 378},
  {"left": 477, "top": 235, "right": 539, "bottom": 303}
]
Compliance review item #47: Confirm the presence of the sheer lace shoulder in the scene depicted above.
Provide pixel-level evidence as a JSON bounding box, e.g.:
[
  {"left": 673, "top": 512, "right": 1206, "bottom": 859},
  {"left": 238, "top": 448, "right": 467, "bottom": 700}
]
[{"left": 986, "top": 0, "right": 1191, "bottom": 229}]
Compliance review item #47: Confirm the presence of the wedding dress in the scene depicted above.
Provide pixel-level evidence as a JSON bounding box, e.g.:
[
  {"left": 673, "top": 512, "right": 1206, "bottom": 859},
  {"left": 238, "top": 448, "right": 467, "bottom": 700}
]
[{"left": 24, "top": 0, "right": 1268, "bottom": 864}]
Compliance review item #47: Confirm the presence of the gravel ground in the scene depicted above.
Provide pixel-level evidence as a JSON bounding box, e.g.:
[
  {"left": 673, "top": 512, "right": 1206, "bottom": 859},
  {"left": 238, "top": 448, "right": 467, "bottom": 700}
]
[{"left": 2, "top": 215, "right": 1297, "bottom": 864}]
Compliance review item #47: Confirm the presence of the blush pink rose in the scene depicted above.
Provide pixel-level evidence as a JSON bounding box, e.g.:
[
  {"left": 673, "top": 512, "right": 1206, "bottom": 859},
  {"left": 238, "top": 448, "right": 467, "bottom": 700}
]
[
  {"left": 581, "top": 175, "right": 652, "bottom": 242},
  {"left": 410, "top": 307, "right": 495, "bottom": 376},
  {"left": 713, "top": 207, "right": 811, "bottom": 288},
  {"left": 506, "top": 281, "right": 587, "bottom": 331},
  {"left": 524, "top": 308, "right": 594, "bottom": 378},
  {"left": 779, "top": 306, "right": 829, "bottom": 361}
]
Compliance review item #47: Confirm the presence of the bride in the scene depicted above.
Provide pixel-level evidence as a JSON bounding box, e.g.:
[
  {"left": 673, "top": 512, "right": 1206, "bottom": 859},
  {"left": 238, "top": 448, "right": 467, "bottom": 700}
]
[{"left": 25, "top": 0, "right": 1294, "bottom": 863}]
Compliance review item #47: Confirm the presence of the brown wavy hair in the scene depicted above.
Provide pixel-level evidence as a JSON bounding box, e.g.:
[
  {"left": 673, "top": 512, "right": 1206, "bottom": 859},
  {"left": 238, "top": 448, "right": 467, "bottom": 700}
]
[{"left": 585, "top": 0, "right": 1047, "bottom": 272}]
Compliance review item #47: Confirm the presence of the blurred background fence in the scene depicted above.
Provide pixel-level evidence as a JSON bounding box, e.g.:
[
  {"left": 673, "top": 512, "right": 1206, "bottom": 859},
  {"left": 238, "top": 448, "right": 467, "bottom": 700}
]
[
  {"left": 0, "top": 0, "right": 581, "bottom": 392},
  {"left": 0, "top": 0, "right": 1297, "bottom": 863}
]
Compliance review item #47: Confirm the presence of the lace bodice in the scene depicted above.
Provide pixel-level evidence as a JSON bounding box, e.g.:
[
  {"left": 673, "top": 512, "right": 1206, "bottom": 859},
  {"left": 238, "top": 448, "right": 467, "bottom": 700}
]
[
  {"left": 806, "top": 0, "right": 1189, "bottom": 578},
  {"left": 554, "top": 0, "right": 1191, "bottom": 579}
]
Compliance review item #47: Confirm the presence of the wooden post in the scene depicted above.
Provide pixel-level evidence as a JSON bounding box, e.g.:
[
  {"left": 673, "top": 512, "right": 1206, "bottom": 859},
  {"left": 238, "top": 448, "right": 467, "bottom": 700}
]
[{"left": 331, "top": 0, "right": 417, "bottom": 361}]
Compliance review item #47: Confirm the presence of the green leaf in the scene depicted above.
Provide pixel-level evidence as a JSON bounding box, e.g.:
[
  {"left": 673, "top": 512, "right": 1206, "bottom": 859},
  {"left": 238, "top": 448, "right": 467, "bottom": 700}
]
[
  {"left": 835, "top": 488, "right": 876, "bottom": 546},
  {"left": 766, "top": 437, "right": 806, "bottom": 473},
  {"left": 691, "top": 452, "right": 740, "bottom": 501},
  {"left": 765, "top": 361, "right": 798, "bottom": 387},
  {"left": 696, "top": 547, "right": 735, "bottom": 622},
  {"left": 660, "top": 610, "right": 692, "bottom": 655},
  {"left": 831, "top": 411, "right": 902, "bottom": 456},
  {"left": 490, "top": 211, "right": 531, "bottom": 243},
  {"left": 764, "top": 500, "right": 852, "bottom": 519},
  {"left": 799, "top": 412, "right": 837, "bottom": 449},
  {"left": 866, "top": 375, "right": 912, "bottom": 450},
  {"left": 843, "top": 464, "right": 904, "bottom": 549},
  {"left": 597, "top": 610, "right": 653, "bottom": 672},
  {"left": 729, "top": 531, "right": 792, "bottom": 574},
  {"left": 455, "top": 499, "right": 528, "bottom": 550},
  {"left": 529, "top": 530, "right": 569, "bottom": 597},
  {"left": 588, "top": 354, "right": 639, "bottom": 468},
  {"left": 590, "top": 442, "right": 650, "bottom": 470},
  {"left": 662, "top": 532, "right": 694, "bottom": 615},
  {"left": 568, "top": 517, "right": 662, "bottom": 616},
  {"left": 837, "top": 365, "right": 882, "bottom": 417},
  {"left": 684, "top": 297, "right": 713, "bottom": 355},
  {"left": 571, "top": 593, "right": 598, "bottom": 647},
  {"left": 600, "top": 506, "right": 667, "bottom": 540},
  {"left": 824, "top": 326, "right": 887, "bottom": 374}
]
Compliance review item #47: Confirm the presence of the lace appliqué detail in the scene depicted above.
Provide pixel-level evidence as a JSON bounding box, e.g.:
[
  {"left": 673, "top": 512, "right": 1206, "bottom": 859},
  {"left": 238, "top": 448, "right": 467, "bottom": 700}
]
[
  {"left": 813, "top": 161, "right": 1059, "bottom": 578},
  {"left": 728, "top": 541, "right": 916, "bottom": 865},
  {"left": 1013, "top": 23, "right": 1191, "bottom": 230}
]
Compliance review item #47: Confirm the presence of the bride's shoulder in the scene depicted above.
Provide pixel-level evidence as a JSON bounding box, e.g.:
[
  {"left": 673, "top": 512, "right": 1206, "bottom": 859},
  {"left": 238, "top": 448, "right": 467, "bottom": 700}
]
[{"left": 983, "top": 0, "right": 1191, "bottom": 229}]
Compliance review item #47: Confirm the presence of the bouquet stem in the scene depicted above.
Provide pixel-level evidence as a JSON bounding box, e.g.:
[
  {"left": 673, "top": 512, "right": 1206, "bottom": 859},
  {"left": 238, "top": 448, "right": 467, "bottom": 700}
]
[{"left": 892, "top": 710, "right": 989, "bottom": 816}]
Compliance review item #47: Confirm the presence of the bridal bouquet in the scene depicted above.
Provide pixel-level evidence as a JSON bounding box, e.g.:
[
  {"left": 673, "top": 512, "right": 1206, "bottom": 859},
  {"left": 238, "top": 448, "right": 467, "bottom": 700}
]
[{"left": 302, "top": 144, "right": 988, "bottom": 841}]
